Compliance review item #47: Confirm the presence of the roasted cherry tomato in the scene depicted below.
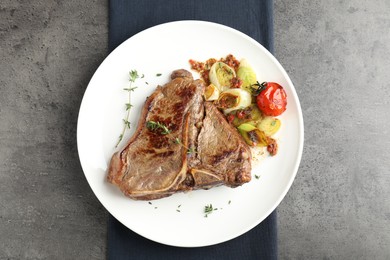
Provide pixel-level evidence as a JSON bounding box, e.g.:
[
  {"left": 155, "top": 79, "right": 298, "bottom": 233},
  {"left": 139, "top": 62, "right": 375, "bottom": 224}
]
[{"left": 255, "top": 82, "right": 287, "bottom": 116}]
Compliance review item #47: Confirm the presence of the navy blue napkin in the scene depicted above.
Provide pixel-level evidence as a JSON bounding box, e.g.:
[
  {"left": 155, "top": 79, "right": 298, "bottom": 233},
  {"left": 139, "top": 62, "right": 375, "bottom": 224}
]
[{"left": 108, "top": 0, "right": 277, "bottom": 259}]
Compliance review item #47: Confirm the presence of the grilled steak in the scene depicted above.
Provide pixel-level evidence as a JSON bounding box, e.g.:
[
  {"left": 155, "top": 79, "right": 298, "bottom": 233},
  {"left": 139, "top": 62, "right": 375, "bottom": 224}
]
[{"left": 107, "top": 69, "right": 251, "bottom": 200}]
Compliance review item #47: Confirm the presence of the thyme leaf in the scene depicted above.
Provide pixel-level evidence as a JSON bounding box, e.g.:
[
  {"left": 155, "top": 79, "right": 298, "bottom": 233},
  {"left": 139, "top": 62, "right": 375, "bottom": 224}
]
[
  {"left": 129, "top": 70, "right": 139, "bottom": 82},
  {"left": 204, "top": 204, "right": 214, "bottom": 217},
  {"left": 123, "top": 119, "right": 131, "bottom": 129},
  {"left": 123, "top": 87, "right": 137, "bottom": 91},
  {"left": 125, "top": 103, "right": 133, "bottom": 111},
  {"left": 187, "top": 147, "right": 197, "bottom": 154}
]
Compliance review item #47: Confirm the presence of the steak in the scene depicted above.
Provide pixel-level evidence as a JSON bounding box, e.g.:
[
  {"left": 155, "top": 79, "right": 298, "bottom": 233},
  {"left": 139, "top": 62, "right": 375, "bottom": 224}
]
[{"left": 107, "top": 69, "right": 251, "bottom": 200}]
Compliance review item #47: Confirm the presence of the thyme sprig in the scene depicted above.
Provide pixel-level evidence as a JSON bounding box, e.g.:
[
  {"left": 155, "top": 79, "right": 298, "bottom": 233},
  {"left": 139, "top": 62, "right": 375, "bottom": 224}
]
[
  {"left": 115, "top": 70, "right": 139, "bottom": 148},
  {"left": 146, "top": 121, "right": 197, "bottom": 154},
  {"left": 146, "top": 121, "right": 171, "bottom": 135}
]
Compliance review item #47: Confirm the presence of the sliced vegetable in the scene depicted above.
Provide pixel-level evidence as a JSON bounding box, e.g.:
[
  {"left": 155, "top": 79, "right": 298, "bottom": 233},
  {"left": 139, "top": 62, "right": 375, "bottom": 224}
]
[
  {"left": 237, "top": 123, "right": 256, "bottom": 132},
  {"left": 247, "top": 129, "right": 268, "bottom": 147},
  {"left": 231, "top": 104, "right": 263, "bottom": 127},
  {"left": 209, "top": 62, "right": 236, "bottom": 91},
  {"left": 204, "top": 84, "right": 220, "bottom": 101},
  {"left": 237, "top": 59, "right": 257, "bottom": 92},
  {"left": 215, "top": 89, "right": 252, "bottom": 114},
  {"left": 257, "top": 117, "right": 281, "bottom": 136},
  {"left": 237, "top": 123, "right": 268, "bottom": 147}
]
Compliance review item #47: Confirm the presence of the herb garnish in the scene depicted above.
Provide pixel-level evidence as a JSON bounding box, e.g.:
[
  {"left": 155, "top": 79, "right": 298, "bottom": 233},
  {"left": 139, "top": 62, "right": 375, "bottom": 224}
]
[
  {"left": 254, "top": 174, "right": 260, "bottom": 179},
  {"left": 116, "top": 70, "right": 139, "bottom": 147},
  {"left": 146, "top": 121, "right": 171, "bottom": 135},
  {"left": 146, "top": 124, "right": 197, "bottom": 155},
  {"left": 174, "top": 138, "right": 197, "bottom": 155},
  {"left": 187, "top": 147, "right": 197, "bottom": 154},
  {"left": 156, "top": 73, "right": 162, "bottom": 77},
  {"left": 251, "top": 81, "right": 267, "bottom": 95},
  {"left": 147, "top": 201, "right": 157, "bottom": 209},
  {"left": 204, "top": 204, "right": 215, "bottom": 217}
]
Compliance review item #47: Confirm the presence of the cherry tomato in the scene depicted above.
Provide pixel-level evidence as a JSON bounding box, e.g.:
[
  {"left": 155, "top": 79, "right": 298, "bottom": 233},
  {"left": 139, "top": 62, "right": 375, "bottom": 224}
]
[{"left": 256, "top": 82, "right": 287, "bottom": 116}]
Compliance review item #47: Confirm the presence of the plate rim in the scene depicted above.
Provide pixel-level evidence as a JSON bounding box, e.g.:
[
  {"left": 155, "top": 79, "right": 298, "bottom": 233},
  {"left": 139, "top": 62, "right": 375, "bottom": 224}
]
[{"left": 77, "top": 20, "right": 304, "bottom": 247}]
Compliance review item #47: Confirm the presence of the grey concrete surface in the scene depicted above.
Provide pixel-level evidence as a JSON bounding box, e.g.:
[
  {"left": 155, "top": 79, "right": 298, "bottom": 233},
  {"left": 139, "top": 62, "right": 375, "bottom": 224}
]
[
  {"left": 0, "top": 0, "right": 389, "bottom": 259},
  {"left": 0, "top": 1, "right": 108, "bottom": 259},
  {"left": 275, "top": 1, "right": 390, "bottom": 259}
]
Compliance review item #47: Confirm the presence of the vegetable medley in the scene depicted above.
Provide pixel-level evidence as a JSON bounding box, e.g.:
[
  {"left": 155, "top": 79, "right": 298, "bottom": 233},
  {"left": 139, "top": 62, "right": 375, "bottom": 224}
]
[{"left": 189, "top": 54, "right": 287, "bottom": 156}]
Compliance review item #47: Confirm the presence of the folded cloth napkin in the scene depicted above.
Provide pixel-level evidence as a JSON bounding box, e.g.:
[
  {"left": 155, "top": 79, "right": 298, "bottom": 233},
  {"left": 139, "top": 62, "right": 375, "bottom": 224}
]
[{"left": 108, "top": 0, "right": 277, "bottom": 259}]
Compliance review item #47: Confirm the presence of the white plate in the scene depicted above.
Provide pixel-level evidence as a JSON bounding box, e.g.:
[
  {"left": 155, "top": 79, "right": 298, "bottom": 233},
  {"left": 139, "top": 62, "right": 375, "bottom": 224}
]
[{"left": 77, "top": 20, "right": 304, "bottom": 247}]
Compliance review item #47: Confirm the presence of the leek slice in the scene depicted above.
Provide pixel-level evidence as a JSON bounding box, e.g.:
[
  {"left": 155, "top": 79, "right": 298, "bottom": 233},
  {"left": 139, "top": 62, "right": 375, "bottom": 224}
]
[
  {"left": 237, "top": 59, "right": 257, "bottom": 92},
  {"left": 257, "top": 117, "right": 281, "bottom": 136},
  {"left": 204, "top": 84, "right": 219, "bottom": 101},
  {"left": 216, "top": 89, "right": 251, "bottom": 114},
  {"left": 209, "top": 62, "right": 236, "bottom": 91},
  {"left": 237, "top": 123, "right": 268, "bottom": 147}
]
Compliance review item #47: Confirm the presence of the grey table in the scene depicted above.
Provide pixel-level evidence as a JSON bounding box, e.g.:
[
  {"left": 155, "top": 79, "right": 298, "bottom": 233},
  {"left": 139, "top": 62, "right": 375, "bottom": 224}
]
[{"left": 1, "top": 1, "right": 389, "bottom": 259}]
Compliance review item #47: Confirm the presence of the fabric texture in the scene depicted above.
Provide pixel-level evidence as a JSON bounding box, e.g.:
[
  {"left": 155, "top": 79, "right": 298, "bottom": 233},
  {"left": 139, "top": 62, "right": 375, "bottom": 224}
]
[{"left": 108, "top": 0, "right": 276, "bottom": 259}]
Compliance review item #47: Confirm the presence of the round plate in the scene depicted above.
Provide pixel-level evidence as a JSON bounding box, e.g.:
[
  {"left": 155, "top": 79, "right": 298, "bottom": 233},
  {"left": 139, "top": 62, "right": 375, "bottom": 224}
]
[{"left": 77, "top": 21, "right": 304, "bottom": 247}]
